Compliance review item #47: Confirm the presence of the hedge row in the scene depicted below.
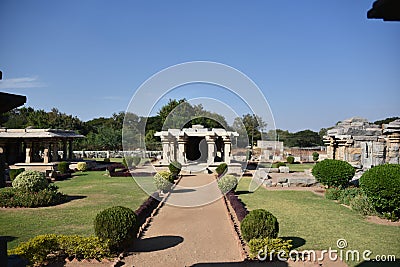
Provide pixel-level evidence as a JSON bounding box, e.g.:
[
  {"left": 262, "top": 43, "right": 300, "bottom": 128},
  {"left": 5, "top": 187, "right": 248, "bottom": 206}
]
[{"left": 226, "top": 191, "right": 249, "bottom": 222}]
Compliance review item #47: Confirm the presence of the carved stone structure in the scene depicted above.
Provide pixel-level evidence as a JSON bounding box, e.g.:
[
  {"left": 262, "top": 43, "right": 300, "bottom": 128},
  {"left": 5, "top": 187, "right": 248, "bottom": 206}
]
[
  {"left": 155, "top": 125, "right": 239, "bottom": 165},
  {"left": 324, "top": 117, "right": 400, "bottom": 169}
]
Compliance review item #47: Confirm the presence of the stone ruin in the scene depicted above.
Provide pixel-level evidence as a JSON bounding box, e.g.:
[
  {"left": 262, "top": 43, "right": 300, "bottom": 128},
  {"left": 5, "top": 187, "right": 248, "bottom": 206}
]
[{"left": 324, "top": 117, "right": 400, "bottom": 170}]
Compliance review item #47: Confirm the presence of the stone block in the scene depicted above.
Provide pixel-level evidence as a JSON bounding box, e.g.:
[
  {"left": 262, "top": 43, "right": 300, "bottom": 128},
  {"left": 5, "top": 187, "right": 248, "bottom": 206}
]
[
  {"left": 287, "top": 177, "right": 317, "bottom": 187},
  {"left": 277, "top": 177, "right": 287, "bottom": 183},
  {"left": 279, "top": 166, "right": 290, "bottom": 173},
  {"left": 269, "top": 168, "right": 279, "bottom": 173}
]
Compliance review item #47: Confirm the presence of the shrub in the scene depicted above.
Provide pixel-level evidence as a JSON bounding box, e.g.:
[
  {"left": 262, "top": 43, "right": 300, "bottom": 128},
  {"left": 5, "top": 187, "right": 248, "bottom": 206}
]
[
  {"left": 94, "top": 206, "right": 137, "bottom": 250},
  {"left": 312, "top": 159, "right": 355, "bottom": 188},
  {"left": 248, "top": 237, "right": 292, "bottom": 260},
  {"left": 286, "top": 156, "right": 295, "bottom": 164},
  {"left": 338, "top": 187, "right": 362, "bottom": 205},
  {"left": 12, "top": 170, "right": 48, "bottom": 192},
  {"left": 57, "top": 162, "right": 70, "bottom": 174},
  {"left": 153, "top": 171, "right": 174, "bottom": 192},
  {"left": 215, "top": 163, "right": 228, "bottom": 176},
  {"left": 240, "top": 209, "right": 279, "bottom": 242},
  {"left": 77, "top": 162, "right": 87, "bottom": 171},
  {"left": 325, "top": 187, "right": 342, "bottom": 200},
  {"left": 9, "top": 168, "right": 25, "bottom": 181},
  {"left": 132, "top": 156, "right": 141, "bottom": 167},
  {"left": 0, "top": 184, "right": 67, "bottom": 208},
  {"left": 168, "top": 161, "right": 182, "bottom": 175},
  {"left": 226, "top": 191, "right": 248, "bottom": 221},
  {"left": 273, "top": 162, "right": 286, "bottom": 168},
  {"left": 8, "top": 234, "right": 112, "bottom": 266},
  {"left": 312, "top": 152, "right": 319, "bottom": 162},
  {"left": 350, "top": 194, "right": 377, "bottom": 216},
  {"left": 124, "top": 156, "right": 141, "bottom": 168},
  {"left": 217, "top": 175, "right": 238, "bottom": 194},
  {"left": 359, "top": 164, "right": 400, "bottom": 221},
  {"left": 103, "top": 158, "right": 110, "bottom": 163}
]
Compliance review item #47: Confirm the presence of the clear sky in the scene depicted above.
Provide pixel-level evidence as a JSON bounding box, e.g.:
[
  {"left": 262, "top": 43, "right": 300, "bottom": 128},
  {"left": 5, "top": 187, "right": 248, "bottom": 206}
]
[{"left": 0, "top": 0, "right": 399, "bottom": 132}]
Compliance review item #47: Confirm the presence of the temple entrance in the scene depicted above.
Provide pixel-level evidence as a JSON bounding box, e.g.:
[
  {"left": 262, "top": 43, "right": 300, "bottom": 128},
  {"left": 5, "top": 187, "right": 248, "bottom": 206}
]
[{"left": 186, "top": 137, "right": 208, "bottom": 162}]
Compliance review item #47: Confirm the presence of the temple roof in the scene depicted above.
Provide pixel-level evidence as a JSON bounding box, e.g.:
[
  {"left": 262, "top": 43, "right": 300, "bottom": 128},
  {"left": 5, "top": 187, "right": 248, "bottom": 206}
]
[
  {"left": 0, "top": 92, "right": 27, "bottom": 113},
  {"left": 0, "top": 128, "right": 84, "bottom": 139},
  {"left": 155, "top": 125, "right": 239, "bottom": 138}
]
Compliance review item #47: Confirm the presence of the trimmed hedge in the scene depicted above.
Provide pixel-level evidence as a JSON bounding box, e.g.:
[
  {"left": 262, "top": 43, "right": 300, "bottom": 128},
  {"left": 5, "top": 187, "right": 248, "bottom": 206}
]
[
  {"left": 248, "top": 237, "right": 292, "bottom": 260},
  {"left": 217, "top": 175, "right": 238, "bottom": 194},
  {"left": 153, "top": 171, "right": 174, "bottom": 192},
  {"left": 215, "top": 163, "right": 228, "bottom": 176},
  {"left": 58, "top": 162, "right": 70, "bottom": 174},
  {"left": 168, "top": 161, "right": 182, "bottom": 175},
  {"left": 359, "top": 164, "right": 400, "bottom": 220},
  {"left": 77, "top": 162, "right": 87, "bottom": 171},
  {"left": 312, "top": 159, "right": 355, "bottom": 188},
  {"left": 286, "top": 156, "right": 295, "bottom": 164},
  {"left": 226, "top": 191, "right": 249, "bottom": 221},
  {"left": 94, "top": 206, "right": 137, "bottom": 250},
  {"left": 0, "top": 184, "right": 67, "bottom": 208},
  {"left": 240, "top": 209, "right": 279, "bottom": 242},
  {"left": 8, "top": 234, "right": 112, "bottom": 266},
  {"left": 12, "top": 170, "right": 48, "bottom": 192}
]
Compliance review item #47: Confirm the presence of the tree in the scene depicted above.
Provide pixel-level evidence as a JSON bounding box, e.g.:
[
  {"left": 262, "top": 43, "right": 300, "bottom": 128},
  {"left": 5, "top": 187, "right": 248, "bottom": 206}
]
[
  {"left": 233, "top": 114, "right": 267, "bottom": 148},
  {"left": 374, "top": 117, "right": 400, "bottom": 126}
]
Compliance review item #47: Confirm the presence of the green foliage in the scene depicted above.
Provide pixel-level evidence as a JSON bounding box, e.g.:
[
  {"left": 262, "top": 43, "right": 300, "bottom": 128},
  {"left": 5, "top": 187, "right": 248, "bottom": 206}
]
[
  {"left": 215, "top": 163, "right": 228, "bottom": 176},
  {"left": 57, "top": 162, "right": 70, "bottom": 174},
  {"left": 217, "top": 175, "right": 238, "bottom": 194},
  {"left": 312, "top": 159, "right": 355, "bottom": 188},
  {"left": 153, "top": 171, "right": 174, "bottom": 192},
  {"left": 350, "top": 194, "right": 377, "bottom": 216},
  {"left": 240, "top": 209, "right": 279, "bottom": 242},
  {"left": 248, "top": 237, "right": 292, "bottom": 260},
  {"left": 0, "top": 184, "right": 67, "bottom": 208},
  {"left": 125, "top": 156, "right": 134, "bottom": 168},
  {"left": 94, "top": 206, "right": 137, "bottom": 250},
  {"left": 168, "top": 161, "right": 182, "bottom": 175},
  {"left": 312, "top": 152, "right": 319, "bottom": 162},
  {"left": 373, "top": 117, "right": 399, "bottom": 126},
  {"left": 8, "top": 234, "right": 112, "bottom": 266},
  {"left": 132, "top": 156, "right": 141, "bottom": 167},
  {"left": 103, "top": 158, "right": 110, "bottom": 163},
  {"left": 286, "top": 156, "right": 295, "bottom": 164},
  {"left": 338, "top": 187, "right": 362, "bottom": 206},
  {"left": 9, "top": 168, "right": 25, "bottom": 181},
  {"left": 359, "top": 164, "right": 400, "bottom": 221},
  {"left": 272, "top": 162, "right": 286, "bottom": 168},
  {"left": 325, "top": 187, "right": 342, "bottom": 200},
  {"left": 123, "top": 156, "right": 140, "bottom": 168},
  {"left": 77, "top": 162, "right": 87, "bottom": 171},
  {"left": 12, "top": 170, "right": 48, "bottom": 192}
]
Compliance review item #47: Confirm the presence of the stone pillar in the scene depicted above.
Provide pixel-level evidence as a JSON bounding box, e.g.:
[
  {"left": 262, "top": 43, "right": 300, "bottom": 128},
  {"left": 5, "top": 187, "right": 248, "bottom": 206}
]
[
  {"left": 161, "top": 137, "right": 170, "bottom": 163},
  {"left": 68, "top": 140, "right": 73, "bottom": 160},
  {"left": 223, "top": 137, "right": 232, "bottom": 164},
  {"left": 25, "top": 143, "right": 32, "bottom": 163},
  {"left": 62, "top": 140, "right": 67, "bottom": 160},
  {"left": 43, "top": 143, "right": 50, "bottom": 164},
  {"left": 0, "top": 146, "right": 5, "bottom": 188},
  {"left": 177, "top": 136, "right": 187, "bottom": 164},
  {"left": 206, "top": 136, "right": 216, "bottom": 164},
  {"left": 52, "top": 142, "right": 59, "bottom": 162}
]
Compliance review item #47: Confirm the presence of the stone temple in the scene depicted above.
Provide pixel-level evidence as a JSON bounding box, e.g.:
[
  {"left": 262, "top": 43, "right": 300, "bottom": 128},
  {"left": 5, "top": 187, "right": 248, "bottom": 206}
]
[
  {"left": 155, "top": 125, "right": 240, "bottom": 173},
  {"left": 324, "top": 117, "right": 400, "bottom": 169}
]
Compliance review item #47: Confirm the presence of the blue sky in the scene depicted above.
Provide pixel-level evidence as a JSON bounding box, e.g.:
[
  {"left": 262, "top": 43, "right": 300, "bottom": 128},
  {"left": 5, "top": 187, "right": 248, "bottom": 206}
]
[{"left": 0, "top": 0, "right": 399, "bottom": 132}]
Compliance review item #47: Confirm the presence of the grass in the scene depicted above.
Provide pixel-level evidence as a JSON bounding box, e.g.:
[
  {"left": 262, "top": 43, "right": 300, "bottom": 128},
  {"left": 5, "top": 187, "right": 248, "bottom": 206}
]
[
  {"left": 0, "top": 171, "right": 150, "bottom": 249},
  {"left": 287, "top": 163, "right": 315, "bottom": 172},
  {"left": 237, "top": 177, "right": 400, "bottom": 266}
]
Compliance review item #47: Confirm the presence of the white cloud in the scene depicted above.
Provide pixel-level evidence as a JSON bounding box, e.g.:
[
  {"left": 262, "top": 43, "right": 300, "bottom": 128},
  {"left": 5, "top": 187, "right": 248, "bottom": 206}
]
[{"left": 0, "top": 76, "right": 45, "bottom": 89}]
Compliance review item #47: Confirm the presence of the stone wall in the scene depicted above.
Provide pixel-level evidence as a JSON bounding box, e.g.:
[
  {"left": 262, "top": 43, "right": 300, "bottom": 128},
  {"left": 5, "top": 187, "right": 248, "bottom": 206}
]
[{"left": 324, "top": 117, "right": 400, "bottom": 169}]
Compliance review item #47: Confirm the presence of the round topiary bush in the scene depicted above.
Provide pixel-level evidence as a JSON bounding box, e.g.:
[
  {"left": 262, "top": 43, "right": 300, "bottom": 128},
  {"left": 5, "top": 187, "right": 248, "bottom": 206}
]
[
  {"left": 132, "top": 156, "right": 141, "bottom": 167},
  {"left": 153, "top": 171, "right": 174, "bottom": 192},
  {"left": 312, "top": 159, "right": 355, "bottom": 188},
  {"left": 359, "top": 164, "right": 400, "bottom": 220},
  {"left": 240, "top": 209, "right": 279, "bottom": 242},
  {"left": 12, "top": 170, "right": 48, "bottom": 192},
  {"left": 217, "top": 175, "right": 238, "bottom": 194},
  {"left": 57, "top": 162, "right": 70, "bottom": 174},
  {"left": 286, "top": 156, "right": 295, "bottom": 164},
  {"left": 168, "top": 161, "right": 182, "bottom": 175},
  {"left": 94, "top": 206, "right": 137, "bottom": 250},
  {"left": 77, "top": 162, "right": 87, "bottom": 171}
]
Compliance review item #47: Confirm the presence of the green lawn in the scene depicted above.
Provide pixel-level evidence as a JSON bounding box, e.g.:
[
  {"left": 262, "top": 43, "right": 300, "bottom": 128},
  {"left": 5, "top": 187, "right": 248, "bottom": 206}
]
[
  {"left": 287, "top": 163, "right": 315, "bottom": 172},
  {"left": 0, "top": 171, "right": 150, "bottom": 249},
  {"left": 237, "top": 177, "right": 400, "bottom": 266}
]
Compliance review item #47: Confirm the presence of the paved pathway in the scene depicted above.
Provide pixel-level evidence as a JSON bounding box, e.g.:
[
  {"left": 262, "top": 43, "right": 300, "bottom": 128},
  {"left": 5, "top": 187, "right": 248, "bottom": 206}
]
[{"left": 121, "top": 173, "right": 244, "bottom": 266}]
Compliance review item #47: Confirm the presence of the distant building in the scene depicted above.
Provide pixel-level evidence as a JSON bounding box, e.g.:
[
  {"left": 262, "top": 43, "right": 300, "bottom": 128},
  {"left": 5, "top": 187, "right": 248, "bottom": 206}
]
[
  {"left": 257, "top": 140, "right": 284, "bottom": 161},
  {"left": 324, "top": 117, "right": 400, "bottom": 169}
]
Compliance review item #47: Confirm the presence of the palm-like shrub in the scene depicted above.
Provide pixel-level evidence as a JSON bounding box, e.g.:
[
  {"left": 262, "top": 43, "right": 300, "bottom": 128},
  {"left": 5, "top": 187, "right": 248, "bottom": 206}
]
[
  {"left": 153, "top": 171, "right": 174, "bottom": 192},
  {"left": 217, "top": 175, "right": 238, "bottom": 194},
  {"left": 215, "top": 163, "right": 228, "bottom": 176}
]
